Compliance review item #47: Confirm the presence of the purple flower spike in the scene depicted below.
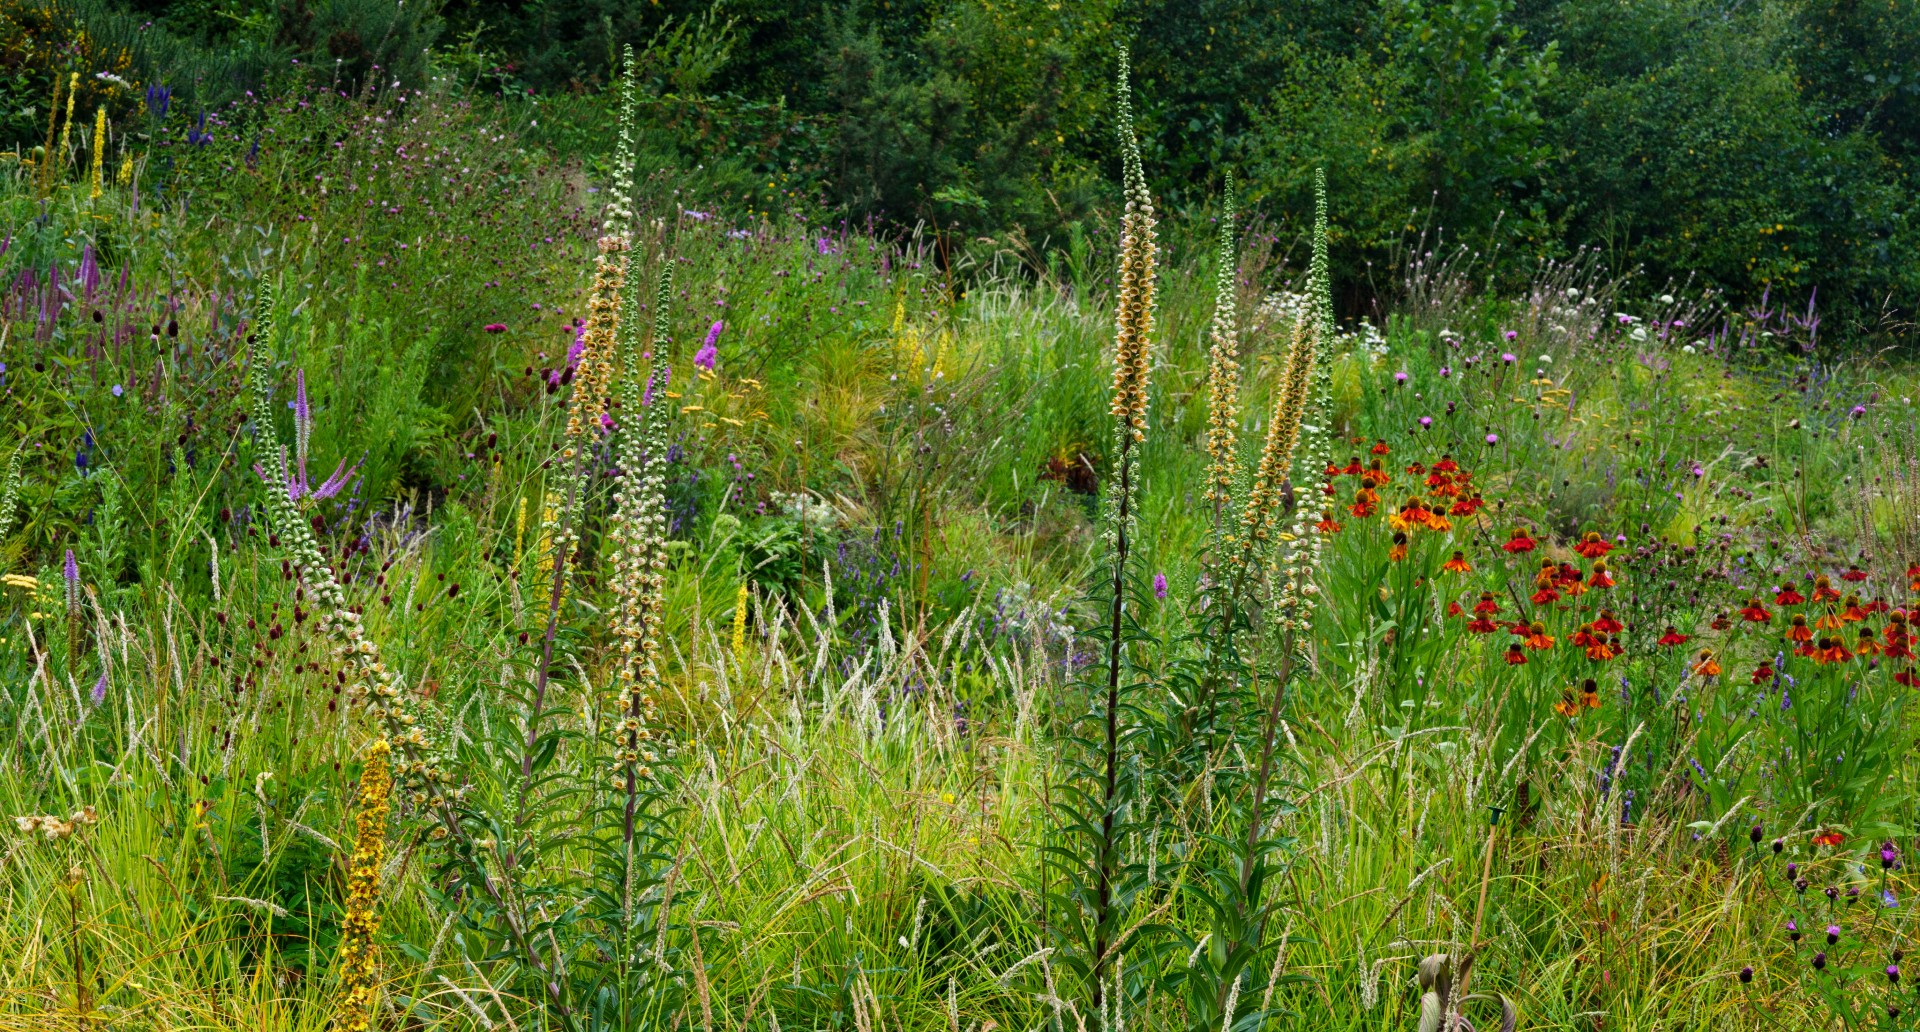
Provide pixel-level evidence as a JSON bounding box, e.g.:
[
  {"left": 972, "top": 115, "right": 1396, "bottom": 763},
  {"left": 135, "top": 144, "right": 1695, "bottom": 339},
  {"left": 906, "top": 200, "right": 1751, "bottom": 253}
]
[
  {"left": 90, "top": 671, "right": 107, "bottom": 706},
  {"left": 694, "top": 325, "right": 721, "bottom": 371},
  {"left": 1153, "top": 572, "right": 1168, "bottom": 600},
  {"left": 64, "top": 549, "right": 79, "bottom": 588}
]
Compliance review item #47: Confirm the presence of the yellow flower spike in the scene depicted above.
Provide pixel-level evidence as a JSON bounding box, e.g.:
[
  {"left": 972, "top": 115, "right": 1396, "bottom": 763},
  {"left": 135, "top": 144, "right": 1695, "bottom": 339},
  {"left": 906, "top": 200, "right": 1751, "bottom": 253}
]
[
  {"left": 89, "top": 107, "right": 105, "bottom": 199},
  {"left": 333, "top": 739, "right": 392, "bottom": 1032},
  {"left": 731, "top": 580, "right": 750, "bottom": 663}
]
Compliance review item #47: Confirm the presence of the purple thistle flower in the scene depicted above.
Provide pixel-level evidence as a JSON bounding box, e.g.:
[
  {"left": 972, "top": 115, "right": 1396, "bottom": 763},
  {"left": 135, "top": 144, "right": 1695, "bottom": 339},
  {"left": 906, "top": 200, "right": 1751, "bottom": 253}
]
[
  {"left": 1418, "top": 416, "right": 1432, "bottom": 429},
  {"left": 1827, "top": 924, "right": 1841, "bottom": 945},
  {"left": 1884, "top": 841, "right": 1901, "bottom": 869}
]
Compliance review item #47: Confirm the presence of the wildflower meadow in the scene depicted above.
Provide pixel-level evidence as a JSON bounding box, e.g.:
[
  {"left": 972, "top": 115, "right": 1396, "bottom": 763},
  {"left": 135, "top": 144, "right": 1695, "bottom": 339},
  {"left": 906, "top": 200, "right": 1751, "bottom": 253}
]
[{"left": 3, "top": 15, "right": 1920, "bottom": 1032}]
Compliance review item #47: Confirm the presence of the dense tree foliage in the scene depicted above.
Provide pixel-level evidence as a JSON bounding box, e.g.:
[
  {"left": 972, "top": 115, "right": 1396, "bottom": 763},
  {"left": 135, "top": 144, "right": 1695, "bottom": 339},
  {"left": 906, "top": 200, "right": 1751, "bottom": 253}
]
[{"left": 5, "top": 0, "right": 1915, "bottom": 331}]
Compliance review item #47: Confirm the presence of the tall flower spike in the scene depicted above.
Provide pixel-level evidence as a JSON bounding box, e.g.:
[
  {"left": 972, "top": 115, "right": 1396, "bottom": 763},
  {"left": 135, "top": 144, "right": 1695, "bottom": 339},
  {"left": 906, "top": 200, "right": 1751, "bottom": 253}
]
[
  {"left": 1228, "top": 297, "right": 1316, "bottom": 591},
  {"left": 1203, "top": 172, "right": 1242, "bottom": 537},
  {"left": 0, "top": 451, "right": 22, "bottom": 544},
  {"left": 1106, "top": 43, "right": 1157, "bottom": 542},
  {"left": 1270, "top": 170, "right": 1337, "bottom": 637},
  {"left": 607, "top": 46, "right": 639, "bottom": 243},
  {"left": 248, "top": 281, "right": 452, "bottom": 806},
  {"left": 332, "top": 739, "right": 392, "bottom": 1032},
  {"left": 607, "top": 259, "right": 673, "bottom": 810}
]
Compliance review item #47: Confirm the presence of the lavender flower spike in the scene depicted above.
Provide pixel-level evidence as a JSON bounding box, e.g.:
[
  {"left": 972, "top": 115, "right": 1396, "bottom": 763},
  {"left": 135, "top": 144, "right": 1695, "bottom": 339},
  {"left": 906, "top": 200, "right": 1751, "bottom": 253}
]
[{"left": 90, "top": 670, "right": 107, "bottom": 706}]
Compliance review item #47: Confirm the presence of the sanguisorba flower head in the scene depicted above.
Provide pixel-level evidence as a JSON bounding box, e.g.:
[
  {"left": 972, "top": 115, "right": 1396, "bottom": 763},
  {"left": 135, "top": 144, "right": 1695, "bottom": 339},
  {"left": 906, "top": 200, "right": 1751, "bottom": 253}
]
[{"left": 333, "top": 739, "right": 393, "bottom": 1032}]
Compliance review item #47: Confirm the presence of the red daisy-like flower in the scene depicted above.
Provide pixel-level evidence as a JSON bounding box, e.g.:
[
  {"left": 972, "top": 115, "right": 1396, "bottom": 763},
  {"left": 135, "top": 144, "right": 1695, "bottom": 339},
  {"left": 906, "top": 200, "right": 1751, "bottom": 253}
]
[
  {"left": 1739, "top": 600, "right": 1773, "bottom": 623},
  {"left": 1841, "top": 565, "right": 1869, "bottom": 583},
  {"left": 1592, "top": 610, "right": 1625, "bottom": 634},
  {"left": 1503, "top": 528, "right": 1537, "bottom": 554},
  {"left": 1573, "top": 531, "right": 1612, "bottom": 559},
  {"left": 1657, "top": 626, "right": 1689, "bottom": 646},
  {"left": 1467, "top": 616, "right": 1499, "bottom": 634},
  {"left": 1775, "top": 585, "right": 1806, "bottom": 606},
  {"left": 1370, "top": 439, "right": 1391, "bottom": 455}
]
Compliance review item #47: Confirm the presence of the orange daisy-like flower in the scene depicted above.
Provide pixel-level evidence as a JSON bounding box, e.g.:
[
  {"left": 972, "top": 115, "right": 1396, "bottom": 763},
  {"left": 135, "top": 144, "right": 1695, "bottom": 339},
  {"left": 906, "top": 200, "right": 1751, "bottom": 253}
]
[
  {"left": 1366, "top": 459, "right": 1391, "bottom": 482},
  {"left": 1775, "top": 585, "right": 1806, "bottom": 606},
  {"left": 1449, "top": 497, "right": 1476, "bottom": 516},
  {"left": 1388, "top": 531, "right": 1408, "bottom": 562},
  {"left": 1502, "top": 528, "right": 1537, "bottom": 554},
  {"left": 1531, "top": 585, "right": 1562, "bottom": 605},
  {"left": 1434, "top": 454, "right": 1459, "bottom": 473},
  {"left": 1442, "top": 551, "right": 1473, "bottom": 573},
  {"left": 1574, "top": 531, "right": 1612, "bottom": 559},
  {"left": 1504, "top": 644, "right": 1528, "bottom": 665},
  {"left": 1813, "top": 609, "right": 1846, "bottom": 631},
  {"left": 1524, "top": 622, "right": 1556, "bottom": 650},
  {"left": 1811, "top": 575, "right": 1842, "bottom": 603},
  {"left": 1553, "top": 694, "right": 1581, "bottom": 717},
  {"left": 1593, "top": 609, "right": 1625, "bottom": 634},
  {"left": 1315, "top": 513, "right": 1343, "bottom": 534},
  {"left": 1425, "top": 470, "right": 1451, "bottom": 490},
  {"left": 1856, "top": 628, "right": 1882, "bottom": 656},
  {"left": 1739, "top": 600, "right": 1773, "bottom": 623},
  {"left": 1341, "top": 457, "right": 1363, "bottom": 476},
  {"left": 1580, "top": 677, "right": 1602, "bottom": 708},
  {"left": 1811, "top": 830, "right": 1845, "bottom": 848},
  {"left": 1424, "top": 512, "right": 1453, "bottom": 532},
  {"left": 1371, "top": 439, "right": 1391, "bottom": 456},
  {"left": 1841, "top": 596, "right": 1868, "bottom": 622},
  {"left": 1472, "top": 592, "right": 1501, "bottom": 615},
  {"left": 1587, "top": 561, "right": 1615, "bottom": 590},
  {"left": 1813, "top": 636, "right": 1853, "bottom": 664},
  {"left": 1586, "top": 641, "right": 1617, "bottom": 661},
  {"left": 1691, "top": 650, "right": 1722, "bottom": 678},
  {"left": 1406, "top": 462, "right": 1427, "bottom": 477},
  {"left": 1787, "top": 614, "right": 1814, "bottom": 642},
  {"left": 1570, "top": 624, "right": 1602, "bottom": 649},
  {"left": 1710, "top": 611, "right": 1733, "bottom": 630},
  {"left": 1657, "top": 626, "right": 1689, "bottom": 646},
  {"left": 1841, "top": 564, "right": 1869, "bottom": 583},
  {"left": 1324, "top": 461, "right": 1343, "bottom": 478},
  {"left": 1908, "top": 562, "right": 1920, "bottom": 591},
  {"left": 1887, "top": 612, "right": 1912, "bottom": 645}
]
